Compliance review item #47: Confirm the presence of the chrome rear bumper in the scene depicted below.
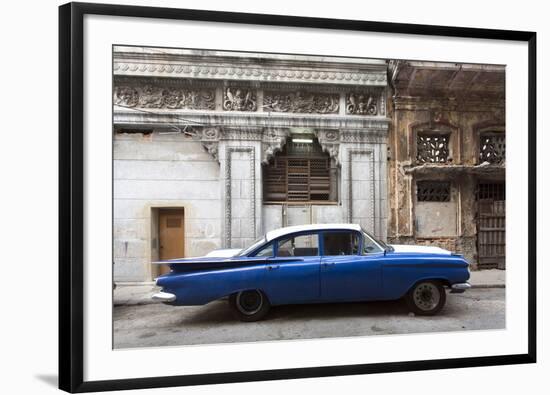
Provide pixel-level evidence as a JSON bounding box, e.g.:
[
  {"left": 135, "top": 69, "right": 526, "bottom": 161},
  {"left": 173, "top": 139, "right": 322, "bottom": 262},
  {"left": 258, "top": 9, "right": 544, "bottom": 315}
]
[
  {"left": 151, "top": 291, "right": 176, "bottom": 302},
  {"left": 450, "top": 282, "right": 471, "bottom": 293}
]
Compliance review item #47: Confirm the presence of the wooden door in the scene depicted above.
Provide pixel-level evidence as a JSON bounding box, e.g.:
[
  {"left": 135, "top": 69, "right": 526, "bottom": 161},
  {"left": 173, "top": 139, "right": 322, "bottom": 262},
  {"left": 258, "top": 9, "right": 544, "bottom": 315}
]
[
  {"left": 477, "top": 182, "right": 505, "bottom": 269},
  {"left": 159, "top": 209, "right": 185, "bottom": 275}
]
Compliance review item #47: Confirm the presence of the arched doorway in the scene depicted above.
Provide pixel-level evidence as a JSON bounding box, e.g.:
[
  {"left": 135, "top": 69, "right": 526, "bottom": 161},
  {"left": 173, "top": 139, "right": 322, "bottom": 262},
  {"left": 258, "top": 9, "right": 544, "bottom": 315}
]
[{"left": 262, "top": 134, "right": 339, "bottom": 228}]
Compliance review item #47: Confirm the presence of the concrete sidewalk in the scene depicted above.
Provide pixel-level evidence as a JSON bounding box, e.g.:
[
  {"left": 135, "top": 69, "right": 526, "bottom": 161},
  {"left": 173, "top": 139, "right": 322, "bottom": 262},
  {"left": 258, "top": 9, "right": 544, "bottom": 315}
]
[{"left": 114, "top": 269, "right": 505, "bottom": 306}]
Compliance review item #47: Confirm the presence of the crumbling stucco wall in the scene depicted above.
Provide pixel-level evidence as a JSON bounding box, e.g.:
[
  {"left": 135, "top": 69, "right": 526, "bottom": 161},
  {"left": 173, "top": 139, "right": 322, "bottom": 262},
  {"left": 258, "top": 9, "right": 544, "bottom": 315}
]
[{"left": 387, "top": 92, "right": 505, "bottom": 268}]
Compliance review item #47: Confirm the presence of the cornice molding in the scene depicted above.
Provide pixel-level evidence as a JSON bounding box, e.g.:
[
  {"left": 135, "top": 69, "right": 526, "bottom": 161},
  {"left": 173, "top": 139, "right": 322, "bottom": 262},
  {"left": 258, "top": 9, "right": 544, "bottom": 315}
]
[
  {"left": 113, "top": 55, "right": 387, "bottom": 87},
  {"left": 113, "top": 110, "right": 391, "bottom": 131}
]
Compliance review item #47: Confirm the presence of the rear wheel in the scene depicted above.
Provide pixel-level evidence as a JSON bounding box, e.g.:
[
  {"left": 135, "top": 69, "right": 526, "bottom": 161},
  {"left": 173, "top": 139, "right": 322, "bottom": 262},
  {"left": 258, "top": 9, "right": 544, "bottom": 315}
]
[
  {"left": 229, "top": 290, "right": 271, "bottom": 322},
  {"left": 405, "top": 281, "right": 446, "bottom": 316}
]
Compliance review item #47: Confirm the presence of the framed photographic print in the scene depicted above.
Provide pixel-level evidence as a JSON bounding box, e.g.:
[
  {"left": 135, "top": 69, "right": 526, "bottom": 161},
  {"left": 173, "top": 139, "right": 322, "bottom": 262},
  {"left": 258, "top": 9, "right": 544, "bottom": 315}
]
[{"left": 59, "top": 1, "right": 537, "bottom": 392}]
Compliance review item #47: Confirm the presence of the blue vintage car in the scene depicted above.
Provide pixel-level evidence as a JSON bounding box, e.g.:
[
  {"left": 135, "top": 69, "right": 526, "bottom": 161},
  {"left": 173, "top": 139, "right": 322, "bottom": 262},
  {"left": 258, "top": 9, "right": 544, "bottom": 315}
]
[{"left": 152, "top": 224, "right": 470, "bottom": 321}]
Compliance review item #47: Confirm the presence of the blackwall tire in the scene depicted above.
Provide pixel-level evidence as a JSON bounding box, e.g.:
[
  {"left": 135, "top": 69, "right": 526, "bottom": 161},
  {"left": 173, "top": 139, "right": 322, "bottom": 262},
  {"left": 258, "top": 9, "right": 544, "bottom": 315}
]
[
  {"left": 229, "top": 290, "right": 271, "bottom": 322},
  {"left": 405, "top": 281, "right": 446, "bottom": 316}
]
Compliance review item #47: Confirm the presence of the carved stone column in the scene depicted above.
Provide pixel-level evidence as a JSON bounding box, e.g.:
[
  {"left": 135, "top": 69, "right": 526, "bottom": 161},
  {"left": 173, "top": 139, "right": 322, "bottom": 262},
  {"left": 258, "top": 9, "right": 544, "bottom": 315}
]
[{"left": 218, "top": 128, "right": 265, "bottom": 249}]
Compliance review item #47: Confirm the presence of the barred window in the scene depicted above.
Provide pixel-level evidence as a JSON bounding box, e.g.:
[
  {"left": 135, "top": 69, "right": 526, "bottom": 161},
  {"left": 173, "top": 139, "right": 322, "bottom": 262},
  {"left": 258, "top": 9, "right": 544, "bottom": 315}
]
[
  {"left": 263, "top": 137, "right": 337, "bottom": 203},
  {"left": 417, "top": 181, "right": 451, "bottom": 202},
  {"left": 416, "top": 133, "right": 450, "bottom": 164},
  {"left": 479, "top": 132, "right": 505, "bottom": 164},
  {"left": 477, "top": 182, "right": 505, "bottom": 201}
]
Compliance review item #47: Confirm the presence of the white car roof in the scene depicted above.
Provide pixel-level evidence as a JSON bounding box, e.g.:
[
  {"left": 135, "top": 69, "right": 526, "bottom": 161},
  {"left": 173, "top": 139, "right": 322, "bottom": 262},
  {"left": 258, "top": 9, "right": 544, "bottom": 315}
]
[{"left": 265, "top": 223, "right": 362, "bottom": 242}]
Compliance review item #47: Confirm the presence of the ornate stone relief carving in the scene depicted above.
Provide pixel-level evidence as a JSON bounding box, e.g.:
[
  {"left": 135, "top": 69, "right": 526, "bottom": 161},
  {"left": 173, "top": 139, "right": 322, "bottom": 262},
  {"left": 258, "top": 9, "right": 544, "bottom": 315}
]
[
  {"left": 223, "top": 88, "right": 257, "bottom": 111},
  {"left": 261, "top": 128, "right": 290, "bottom": 164},
  {"left": 316, "top": 129, "right": 340, "bottom": 165},
  {"left": 263, "top": 91, "right": 339, "bottom": 114},
  {"left": 202, "top": 142, "right": 219, "bottom": 161},
  {"left": 340, "top": 130, "right": 387, "bottom": 144},
  {"left": 346, "top": 92, "right": 378, "bottom": 115},
  {"left": 114, "top": 85, "right": 215, "bottom": 110}
]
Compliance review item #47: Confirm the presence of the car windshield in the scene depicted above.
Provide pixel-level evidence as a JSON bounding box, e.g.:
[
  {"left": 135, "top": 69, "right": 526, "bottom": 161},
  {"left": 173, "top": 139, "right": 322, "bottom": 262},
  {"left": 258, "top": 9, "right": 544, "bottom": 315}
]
[
  {"left": 362, "top": 228, "right": 392, "bottom": 252},
  {"left": 237, "top": 235, "right": 267, "bottom": 256}
]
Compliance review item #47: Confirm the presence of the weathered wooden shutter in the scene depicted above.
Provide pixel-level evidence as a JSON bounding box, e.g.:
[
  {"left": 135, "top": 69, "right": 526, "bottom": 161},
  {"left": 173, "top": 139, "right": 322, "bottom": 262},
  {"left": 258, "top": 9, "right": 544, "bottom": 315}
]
[{"left": 263, "top": 156, "right": 331, "bottom": 202}]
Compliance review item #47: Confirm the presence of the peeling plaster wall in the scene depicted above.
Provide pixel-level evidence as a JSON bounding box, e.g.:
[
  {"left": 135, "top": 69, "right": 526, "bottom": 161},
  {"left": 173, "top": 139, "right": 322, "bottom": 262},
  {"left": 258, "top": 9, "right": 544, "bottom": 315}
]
[{"left": 387, "top": 99, "right": 505, "bottom": 268}]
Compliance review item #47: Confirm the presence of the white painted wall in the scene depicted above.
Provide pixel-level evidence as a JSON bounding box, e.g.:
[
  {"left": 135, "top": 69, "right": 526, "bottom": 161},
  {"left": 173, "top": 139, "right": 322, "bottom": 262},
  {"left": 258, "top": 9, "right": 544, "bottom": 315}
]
[{"left": 113, "top": 132, "right": 222, "bottom": 281}]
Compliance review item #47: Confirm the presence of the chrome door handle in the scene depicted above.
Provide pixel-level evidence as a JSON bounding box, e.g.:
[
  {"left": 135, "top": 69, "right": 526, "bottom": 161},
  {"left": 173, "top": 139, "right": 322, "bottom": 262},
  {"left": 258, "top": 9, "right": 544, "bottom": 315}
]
[
  {"left": 267, "top": 265, "right": 280, "bottom": 270},
  {"left": 322, "top": 262, "right": 335, "bottom": 266}
]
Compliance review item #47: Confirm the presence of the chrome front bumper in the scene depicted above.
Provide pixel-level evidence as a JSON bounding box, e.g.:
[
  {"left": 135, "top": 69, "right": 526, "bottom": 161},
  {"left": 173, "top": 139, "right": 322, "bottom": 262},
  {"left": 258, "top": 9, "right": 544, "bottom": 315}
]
[
  {"left": 450, "top": 282, "right": 471, "bottom": 293},
  {"left": 151, "top": 291, "right": 176, "bottom": 302}
]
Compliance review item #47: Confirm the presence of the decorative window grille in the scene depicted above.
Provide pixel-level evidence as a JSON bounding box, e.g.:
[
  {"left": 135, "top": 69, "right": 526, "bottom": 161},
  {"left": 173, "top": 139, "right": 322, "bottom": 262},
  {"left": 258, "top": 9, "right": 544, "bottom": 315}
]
[
  {"left": 263, "top": 138, "right": 336, "bottom": 203},
  {"left": 479, "top": 133, "right": 505, "bottom": 164},
  {"left": 417, "top": 181, "right": 451, "bottom": 202},
  {"left": 416, "top": 133, "right": 450, "bottom": 163}
]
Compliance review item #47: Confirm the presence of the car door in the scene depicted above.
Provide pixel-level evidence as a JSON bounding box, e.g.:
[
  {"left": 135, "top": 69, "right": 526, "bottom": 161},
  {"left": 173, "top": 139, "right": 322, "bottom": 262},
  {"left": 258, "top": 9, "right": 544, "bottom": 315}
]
[
  {"left": 320, "top": 230, "right": 384, "bottom": 302},
  {"left": 261, "top": 232, "right": 321, "bottom": 305}
]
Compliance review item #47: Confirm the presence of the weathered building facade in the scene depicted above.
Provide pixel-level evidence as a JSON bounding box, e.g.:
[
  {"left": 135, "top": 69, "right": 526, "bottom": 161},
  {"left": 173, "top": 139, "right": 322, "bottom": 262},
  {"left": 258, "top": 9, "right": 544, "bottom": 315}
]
[
  {"left": 112, "top": 46, "right": 505, "bottom": 282},
  {"left": 113, "top": 46, "right": 389, "bottom": 282},
  {"left": 387, "top": 61, "right": 505, "bottom": 269}
]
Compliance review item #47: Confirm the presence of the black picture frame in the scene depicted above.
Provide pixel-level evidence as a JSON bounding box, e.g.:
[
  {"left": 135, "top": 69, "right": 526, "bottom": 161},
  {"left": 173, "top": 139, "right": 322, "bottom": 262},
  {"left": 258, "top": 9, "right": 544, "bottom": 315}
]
[{"left": 59, "top": 2, "right": 537, "bottom": 392}]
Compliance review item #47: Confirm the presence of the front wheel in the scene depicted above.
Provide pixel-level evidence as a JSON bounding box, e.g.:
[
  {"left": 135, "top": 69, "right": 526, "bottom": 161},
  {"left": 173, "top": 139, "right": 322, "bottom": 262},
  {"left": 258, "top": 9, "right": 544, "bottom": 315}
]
[
  {"left": 405, "top": 281, "right": 446, "bottom": 316},
  {"left": 229, "top": 290, "right": 271, "bottom": 322}
]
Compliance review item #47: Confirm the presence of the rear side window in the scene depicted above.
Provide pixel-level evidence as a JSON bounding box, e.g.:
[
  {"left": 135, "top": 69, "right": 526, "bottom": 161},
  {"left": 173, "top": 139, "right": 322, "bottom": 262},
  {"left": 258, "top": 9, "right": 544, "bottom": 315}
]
[
  {"left": 277, "top": 233, "right": 319, "bottom": 257},
  {"left": 322, "top": 231, "right": 360, "bottom": 256}
]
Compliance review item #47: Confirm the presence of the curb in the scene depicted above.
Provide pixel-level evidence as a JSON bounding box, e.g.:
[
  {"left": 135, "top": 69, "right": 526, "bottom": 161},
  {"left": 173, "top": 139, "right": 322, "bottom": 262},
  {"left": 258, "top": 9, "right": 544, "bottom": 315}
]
[
  {"left": 114, "top": 301, "right": 157, "bottom": 307},
  {"left": 470, "top": 284, "right": 505, "bottom": 289}
]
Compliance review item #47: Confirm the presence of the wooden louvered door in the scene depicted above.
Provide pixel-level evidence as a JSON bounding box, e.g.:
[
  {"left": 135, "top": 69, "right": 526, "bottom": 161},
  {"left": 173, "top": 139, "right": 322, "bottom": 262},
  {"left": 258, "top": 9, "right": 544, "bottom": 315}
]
[
  {"left": 287, "top": 158, "right": 309, "bottom": 201},
  {"left": 477, "top": 182, "right": 505, "bottom": 270},
  {"left": 263, "top": 156, "right": 331, "bottom": 203}
]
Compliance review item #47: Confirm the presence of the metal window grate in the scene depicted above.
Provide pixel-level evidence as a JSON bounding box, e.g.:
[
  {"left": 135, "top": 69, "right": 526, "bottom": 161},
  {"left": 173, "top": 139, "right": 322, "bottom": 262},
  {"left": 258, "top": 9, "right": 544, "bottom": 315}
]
[
  {"left": 417, "top": 181, "right": 451, "bottom": 202},
  {"left": 476, "top": 182, "right": 505, "bottom": 201},
  {"left": 476, "top": 182, "right": 506, "bottom": 270},
  {"left": 417, "top": 133, "right": 450, "bottom": 163},
  {"left": 479, "top": 133, "right": 505, "bottom": 164}
]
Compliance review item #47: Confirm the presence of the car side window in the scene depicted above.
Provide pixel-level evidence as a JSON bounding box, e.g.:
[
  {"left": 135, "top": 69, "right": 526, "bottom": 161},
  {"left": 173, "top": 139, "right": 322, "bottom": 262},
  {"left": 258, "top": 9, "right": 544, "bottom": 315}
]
[
  {"left": 323, "top": 231, "right": 360, "bottom": 256},
  {"left": 277, "top": 233, "right": 319, "bottom": 257},
  {"left": 252, "top": 242, "right": 274, "bottom": 257},
  {"left": 363, "top": 232, "right": 384, "bottom": 254}
]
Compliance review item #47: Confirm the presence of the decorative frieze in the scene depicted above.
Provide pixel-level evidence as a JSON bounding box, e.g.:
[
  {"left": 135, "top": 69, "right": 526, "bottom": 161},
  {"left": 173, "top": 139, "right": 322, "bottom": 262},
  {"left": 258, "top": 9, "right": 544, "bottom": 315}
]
[
  {"left": 223, "top": 88, "right": 257, "bottom": 111},
  {"left": 340, "top": 130, "right": 387, "bottom": 144},
  {"left": 346, "top": 92, "right": 379, "bottom": 115},
  {"left": 114, "top": 85, "right": 215, "bottom": 110},
  {"left": 263, "top": 91, "right": 339, "bottom": 114}
]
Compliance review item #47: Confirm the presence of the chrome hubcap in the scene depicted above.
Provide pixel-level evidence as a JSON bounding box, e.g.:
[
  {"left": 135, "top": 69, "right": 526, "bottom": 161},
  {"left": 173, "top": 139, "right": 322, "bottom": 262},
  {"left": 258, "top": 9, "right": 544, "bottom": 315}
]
[
  {"left": 236, "top": 290, "right": 263, "bottom": 315},
  {"left": 413, "top": 283, "right": 440, "bottom": 311}
]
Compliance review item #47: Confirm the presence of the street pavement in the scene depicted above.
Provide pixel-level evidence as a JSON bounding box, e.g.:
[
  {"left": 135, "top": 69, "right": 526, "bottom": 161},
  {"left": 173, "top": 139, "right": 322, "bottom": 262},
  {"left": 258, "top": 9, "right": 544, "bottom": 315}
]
[{"left": 114, "top": 288, "right": 505, "bottom": 349}]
